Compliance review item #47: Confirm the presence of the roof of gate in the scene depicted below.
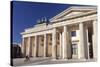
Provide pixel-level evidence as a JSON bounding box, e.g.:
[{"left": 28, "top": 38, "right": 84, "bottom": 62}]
[{"left": 49, "top": 6, "right": 97, "bottom": 22}]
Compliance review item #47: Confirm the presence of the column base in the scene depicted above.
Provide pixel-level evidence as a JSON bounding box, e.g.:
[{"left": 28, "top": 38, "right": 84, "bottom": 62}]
[
  {"left": 78, "top": 57, "right": 87, "bottom": 61},
  {"left": 51, "top": 58, "right": 57, "bottom": 61},
  {"left": 63, "top": 57, "right": 67, "bottom": 59},
  {"left": 43, "top": 56, "right": 46, "bottom": 59},
  {"left": 52, "top": 56, "right": 58, "bottom": 60}
]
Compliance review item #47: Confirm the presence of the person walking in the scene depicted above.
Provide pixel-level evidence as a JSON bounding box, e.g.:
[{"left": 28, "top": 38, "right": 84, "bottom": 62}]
[{"left": 24, "top": 55, "right": 30, "bottom": 62}]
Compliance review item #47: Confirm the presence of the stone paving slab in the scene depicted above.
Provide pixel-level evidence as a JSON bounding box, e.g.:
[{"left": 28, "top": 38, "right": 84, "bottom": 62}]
[
  {"left": 29, "top": 58, "right": 96, "bottom": 65},
  {"left": 13, "top": 58, "right": 96, "bottom": 66},
  {"left": 13, "top": 57, "right": 51, "bottom": 66}
]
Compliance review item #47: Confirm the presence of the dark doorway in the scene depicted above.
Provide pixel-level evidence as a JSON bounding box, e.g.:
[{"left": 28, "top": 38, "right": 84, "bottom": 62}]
[{"left": 88, "top": 27, "right": 93, "bottom": 58}]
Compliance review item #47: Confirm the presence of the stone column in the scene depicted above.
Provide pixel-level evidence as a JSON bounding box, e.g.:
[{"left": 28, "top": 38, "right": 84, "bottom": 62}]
[
  {"left": 44, "top": 34, "right": 47, "bottom": 57},
  {"left": 59, "top": 33, "right": 62, "bottom": 58},
  {"left": 52, "top": 28, "right": 56, "bottom": 59},
  {"left": 29, "top": 37, "right": 32, "bottom": 57},
  {"left": 31, "top": 37, "right": 34, "bottom": 57},
  {"left": 34, "top": 36, "right": 37, "bottom": 57},
  {"left": 67, "top": 31, "right": 72, "bottom": 59},
  {"left": 84, "top": 26, "right": 88, "bottom": 59},
  {"left": 92, "top": 20, "right": 97, "bottom": 59},
  {"left": 86, "top": 29, "right": 90, "bottom": 59},
  {"left": 78, "top": 23, "right": 86, "bottom": 59},
  {"left": 26, "top": 37, "right": 30, "bottom": 56},
  {"left": 21, "top": 37, "right": 25, "bottom": 56},
  {"left": 63, "top": 26, "right": 72, "bottom": 59},
  {"left": 63, "top": 25, "right": 67, "bottom": 59},
  {"left": 24, "top": 38, "right": 27, "bottom": 56}
]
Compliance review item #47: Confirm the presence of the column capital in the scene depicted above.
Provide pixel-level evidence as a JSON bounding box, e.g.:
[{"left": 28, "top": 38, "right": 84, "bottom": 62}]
[
  {"left": 28, "top": 36, "right": 31, "bottom": 38},
  {"left": 93, "top": 19, "right": 97, "bottom": 22},
  {"left": 53, "top": 27, "right": 56, "bottom": 32},
  {"left": 79, "top": 22, "right": 84, "bottom": 25},
  {"left": 64, "top": 25, "right": 67, "bottom": 28},
  {"left": 44, "top": 34, "right": 46, "bottom": 37}
]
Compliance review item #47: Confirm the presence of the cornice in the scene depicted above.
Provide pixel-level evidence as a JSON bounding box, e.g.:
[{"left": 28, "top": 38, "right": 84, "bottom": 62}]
[
  {"left": 49, "top": 6, "right": 97, "bottom": 22},
  {"left": 51, "top": 10, "right": 97, "bottom": 23}
]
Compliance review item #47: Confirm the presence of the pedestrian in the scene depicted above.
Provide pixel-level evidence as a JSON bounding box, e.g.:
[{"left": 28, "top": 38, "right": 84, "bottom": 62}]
[{"left": 24, "top": 55, "right": 30, "bottom": 62}]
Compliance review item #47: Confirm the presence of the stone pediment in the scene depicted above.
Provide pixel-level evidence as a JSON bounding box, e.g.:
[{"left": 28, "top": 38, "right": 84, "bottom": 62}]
[{"left": 49, "top": 6, "right": 97, "bottom": 22}]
